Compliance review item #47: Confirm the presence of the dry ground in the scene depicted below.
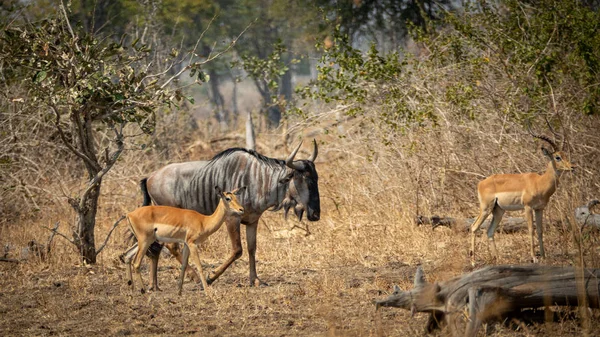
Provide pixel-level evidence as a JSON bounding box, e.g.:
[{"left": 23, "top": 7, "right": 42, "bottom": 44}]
[
  {"left": 2, "top": 117, "right": 600, "bottom": 336},
  {"left": 2, "top": 199, "right": 599, "bottom": 336}
]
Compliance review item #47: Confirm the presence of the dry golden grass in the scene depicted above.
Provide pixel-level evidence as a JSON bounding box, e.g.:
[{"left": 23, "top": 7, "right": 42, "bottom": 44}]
[{"left": 1, "top": 107, "right": 600, "bottom": 336}]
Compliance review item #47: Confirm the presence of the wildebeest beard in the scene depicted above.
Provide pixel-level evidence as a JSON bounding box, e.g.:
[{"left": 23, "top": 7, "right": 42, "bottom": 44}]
[{"left": 275, "top": 195, "right": 304, "bottom": 222}]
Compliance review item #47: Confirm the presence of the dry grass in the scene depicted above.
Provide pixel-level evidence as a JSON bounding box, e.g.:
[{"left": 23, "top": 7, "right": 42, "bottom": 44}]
[{"left": 1, "top": 101, "right": 600, "bottom": 336}]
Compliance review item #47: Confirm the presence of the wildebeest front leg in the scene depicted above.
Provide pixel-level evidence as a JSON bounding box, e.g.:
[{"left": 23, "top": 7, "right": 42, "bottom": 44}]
[
  {"left": 246, "top": 220, "right": 267, "bottom": 287},
  {"left": 206, "top": 217, "right": 243, "bottom": 285}
]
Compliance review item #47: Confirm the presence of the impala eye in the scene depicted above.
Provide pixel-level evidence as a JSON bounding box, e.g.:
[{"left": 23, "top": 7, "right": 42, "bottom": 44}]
[
  {"left": 555, "top": 156, "right": 562, "bottom": 161},
  {"left": 225, "top": 197, "right": 231, "bottom": 201}
]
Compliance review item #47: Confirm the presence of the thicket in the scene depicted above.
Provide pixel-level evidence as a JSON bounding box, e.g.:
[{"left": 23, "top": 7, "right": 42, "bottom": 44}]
[{"left": 295, "top": 0, "right": 600, "bottom": 244}]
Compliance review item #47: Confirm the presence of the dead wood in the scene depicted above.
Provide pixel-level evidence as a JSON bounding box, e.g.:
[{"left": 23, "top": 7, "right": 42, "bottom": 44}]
[
  {"left": 415, "top": 215, "right": 526, "bottom": 233},
  {"left": 375, "top": 265, "right": 600, "bottom": 337},
  {"left": 416, "top": 199, "right": 600, "bottom": 232}
]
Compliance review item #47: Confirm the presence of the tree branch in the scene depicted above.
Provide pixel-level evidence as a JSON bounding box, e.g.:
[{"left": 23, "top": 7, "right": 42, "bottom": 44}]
[
  {"left": 50, "top": 104, "right": 100, "bottom": 171},
  {"left": 96, "top": 215, "right": 126, "bottom": 255},
  {"left": 43, "top": 223, "right": 77, "bottom": 246},
  {"left": 78, "top": 134, "right": 124, "bottom": 210}
]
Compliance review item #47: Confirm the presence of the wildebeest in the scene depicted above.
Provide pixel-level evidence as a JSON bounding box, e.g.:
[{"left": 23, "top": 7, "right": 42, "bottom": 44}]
[{"left": 135, "top": 140, "right": 320, "bottom": 288}]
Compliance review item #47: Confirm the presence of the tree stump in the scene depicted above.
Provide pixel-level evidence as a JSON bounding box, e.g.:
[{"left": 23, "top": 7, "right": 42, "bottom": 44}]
[{"left": 375, "top": 265, "right": 600, "bottom": 336}]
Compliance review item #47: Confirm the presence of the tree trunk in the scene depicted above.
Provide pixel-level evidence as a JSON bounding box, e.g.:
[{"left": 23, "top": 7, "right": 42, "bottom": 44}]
[
  {"left": 280, "top": 52, "right": 293, "bottom": 103},
  {"left": 208, "top": 68, "right": 227, "bottom": 127},
  {"left": 375, "top": 265, "right": 600, "bottom": 336},
  {"left": 74, "top": 181, "right": 101, "bottom": 264}
]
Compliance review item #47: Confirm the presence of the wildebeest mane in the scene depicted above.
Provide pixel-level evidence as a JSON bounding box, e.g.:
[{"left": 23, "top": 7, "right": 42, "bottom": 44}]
[{"left": 208, "top": 147, "right": 286, "bottom": 168}]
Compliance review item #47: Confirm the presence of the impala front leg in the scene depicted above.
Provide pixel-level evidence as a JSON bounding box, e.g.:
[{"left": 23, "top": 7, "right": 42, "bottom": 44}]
[
  {"left": 206, "top": 217, "right": 243, "bottom": 285},
  {"left": 187, "top": 243, "right": 209, "bottom": 292},
  {"left": 165, "top": 242, "right": 201, "bottom": 283},
  {"left": 246, "top": 220, "right": 267, "bottom": 287}
]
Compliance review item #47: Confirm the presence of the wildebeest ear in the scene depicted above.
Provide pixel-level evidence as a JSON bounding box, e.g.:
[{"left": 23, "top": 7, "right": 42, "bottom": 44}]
[
  {"left": 279, "top": 173, "right": 294, "bottom": 184},
  {"left": 232, "top": 186, "right": 246, "bottom": 195}
]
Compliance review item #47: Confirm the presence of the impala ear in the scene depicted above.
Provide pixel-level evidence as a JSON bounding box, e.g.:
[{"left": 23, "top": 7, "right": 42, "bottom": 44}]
[
  {"left": 215, "top": 186, "right": 224, "bottom": 198},
  {"left": 541, "top": 147, "right": 553, "bottom": 158},
  {"left": 232, "top": 186, "right": 247, "bottom": 195}
]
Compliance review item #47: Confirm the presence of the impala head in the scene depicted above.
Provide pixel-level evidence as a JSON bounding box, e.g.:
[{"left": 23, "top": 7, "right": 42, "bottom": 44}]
[
  {"left": 528, "top": 121, "right": 575, "bottom": 173},
  {"left": 280, "top": 139, "right": 321, "bottom": 221},
  {"left": 215, "top": 186, "right": 246, "bottom": 216}
]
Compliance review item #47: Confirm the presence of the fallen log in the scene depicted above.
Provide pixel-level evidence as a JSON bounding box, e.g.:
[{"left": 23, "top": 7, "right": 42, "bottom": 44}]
[
  {"left": 375, "top": 265, "right": 600, "bottom": 337},
  {"left": 415, "top": 199, "right": 600, "bottom": 232},
  {"left": 415, "top": 215, "right": 526, "bottom": 233}
]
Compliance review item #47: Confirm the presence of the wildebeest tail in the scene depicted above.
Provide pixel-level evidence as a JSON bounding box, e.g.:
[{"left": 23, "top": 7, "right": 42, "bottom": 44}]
[{"left": 140, "top": 177, "right": 152, "bottom": 206}]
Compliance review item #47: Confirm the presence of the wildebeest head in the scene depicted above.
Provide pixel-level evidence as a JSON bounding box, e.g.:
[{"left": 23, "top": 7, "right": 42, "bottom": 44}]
[{"left": 280, "top": 140, "right": 320, "bottom": 222}]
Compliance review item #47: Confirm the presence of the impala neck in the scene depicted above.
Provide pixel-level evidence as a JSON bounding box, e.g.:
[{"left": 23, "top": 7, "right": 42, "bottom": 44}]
[
  {"left": 203, "top": 199, "right": 228, "bottom": 233},
  {"left": 542, "top": 160, "right": 563, "bottom": 195}
]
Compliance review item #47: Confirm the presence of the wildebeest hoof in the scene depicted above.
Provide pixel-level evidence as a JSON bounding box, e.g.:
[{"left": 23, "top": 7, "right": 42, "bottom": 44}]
[{"left": 252, "top": 278, "right": 268, "bottom": 287}]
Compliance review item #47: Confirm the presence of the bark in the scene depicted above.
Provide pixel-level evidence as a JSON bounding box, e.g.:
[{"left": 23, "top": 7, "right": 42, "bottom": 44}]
[
  {"left": 375, "top": 265, "right": 600, "bottom": 337},
  {"left": 280, "top": 52, "right": 293, "bottom": 103},
  {"left": 75, "top": 182, "right": 101, "bottom": 264},
  {"left": 208, "top": 68, "right": 227, "bottom": 126}
]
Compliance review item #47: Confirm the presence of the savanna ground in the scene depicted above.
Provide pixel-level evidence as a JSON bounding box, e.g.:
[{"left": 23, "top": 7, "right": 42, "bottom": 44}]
[{"left": 2, "top": 104, "right": 600, "bottom": 337}]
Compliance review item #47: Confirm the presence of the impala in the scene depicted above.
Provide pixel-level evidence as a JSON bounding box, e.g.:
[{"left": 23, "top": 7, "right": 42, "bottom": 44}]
[
  {"left": 122, "top": 186, "right": 246, "bottom": 294},
  {"left": 470, "top": 125, "right": 574, "bottom": 264}
]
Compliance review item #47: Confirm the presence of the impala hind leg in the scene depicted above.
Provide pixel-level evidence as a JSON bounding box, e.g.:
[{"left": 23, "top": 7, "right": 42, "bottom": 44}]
[
  {"left": 131, "top": 239, "right": 153, "bottom": 294},
  {"left": 470, "top": 203, "right": 494, "bottom": 265},
  {"left": 486, "top": 205, "right": 505, "bottom": 261},
  {"left": 535, "top": 209, "right": 545, "bottom": 259}
]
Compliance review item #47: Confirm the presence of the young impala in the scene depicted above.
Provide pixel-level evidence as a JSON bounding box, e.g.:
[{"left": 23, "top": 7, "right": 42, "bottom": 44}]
[
  {"left": 122, "top": 186, "right": 246, "bottom": 294},
  {"left": 470, "top": 125, "right": 574, "bottom": 265}
]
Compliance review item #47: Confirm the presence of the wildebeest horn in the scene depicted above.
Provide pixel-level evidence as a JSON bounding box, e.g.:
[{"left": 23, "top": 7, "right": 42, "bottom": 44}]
[
  {"left": 286, "top": 141, "right": 304, "bottom": 170},
  {"left": 308, "top": 139, "right": 318, "bottom": 162},
  {"left": 527, "top": 121, "right": 557, "bottom": 152}
]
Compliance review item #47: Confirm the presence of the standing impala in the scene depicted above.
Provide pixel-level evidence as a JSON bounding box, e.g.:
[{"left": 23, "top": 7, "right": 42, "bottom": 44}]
[
  {"left": 122, "top": 186, "right": 246, "bottom": 294},
  {"left": 470, "top": 125, "right": 574, "bottom": 264}
]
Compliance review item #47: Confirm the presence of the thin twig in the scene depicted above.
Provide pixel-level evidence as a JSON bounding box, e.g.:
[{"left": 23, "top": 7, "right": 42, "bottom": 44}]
[
  {"left": 46, "top": 221, "right": 60, "bottom": 256},
  {"left": 96, "top": 215, "right": 126, "bottom": 256},
  {"left": 43, "top": 224, "right": 77, "bottom": 246}
]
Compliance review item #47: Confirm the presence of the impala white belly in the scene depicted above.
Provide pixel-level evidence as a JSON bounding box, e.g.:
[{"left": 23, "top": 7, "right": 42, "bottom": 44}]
[
  {"left": 495, "top": 192, "right": 524, "bottom": 211},
  {"left": 153, "top": 224, "right": 185, "bottom": 243}
]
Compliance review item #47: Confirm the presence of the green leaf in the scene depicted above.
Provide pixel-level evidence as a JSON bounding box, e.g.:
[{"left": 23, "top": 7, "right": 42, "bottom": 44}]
[{"left": 33, "top": 70, "right": 47, "bottom": 83}]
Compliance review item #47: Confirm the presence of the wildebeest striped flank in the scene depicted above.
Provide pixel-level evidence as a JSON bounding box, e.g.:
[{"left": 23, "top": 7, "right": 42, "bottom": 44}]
[{"left": 138, "top": 140, "right": 320, "bottom": 288}]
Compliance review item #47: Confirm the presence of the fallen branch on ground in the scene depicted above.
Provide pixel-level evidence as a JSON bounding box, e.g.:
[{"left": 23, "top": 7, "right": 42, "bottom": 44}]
[{"left": 375, "top": 265, "right": 600, "bottom": 337}]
